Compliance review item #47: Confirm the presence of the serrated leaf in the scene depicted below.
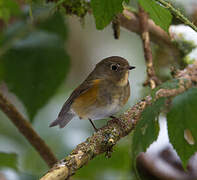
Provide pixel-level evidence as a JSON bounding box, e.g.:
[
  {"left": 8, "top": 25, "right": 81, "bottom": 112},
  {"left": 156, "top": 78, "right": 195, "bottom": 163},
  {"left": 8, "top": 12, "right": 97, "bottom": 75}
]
[
  {"left": 167, "top": 87, "right": 197, "bottom": 169},
  {"left": 139, "top": 0, "right": 172, "bottom": 32},
  {"left": 0, "top": 12, "right": 70, "bottom": 121},
  {"left": 91, "top": 0, "right": 124, "bottom": 29},
  {"left": 0, "top": 152, "right": 17, "bottom": 170},
  {"left": 132, "top": 98, "right": 166, "bottom": 178}
]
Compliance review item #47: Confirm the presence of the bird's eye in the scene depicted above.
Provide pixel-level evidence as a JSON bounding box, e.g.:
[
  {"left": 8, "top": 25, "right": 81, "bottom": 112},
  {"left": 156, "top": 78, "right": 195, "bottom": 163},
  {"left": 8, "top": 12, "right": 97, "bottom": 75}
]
[{"left": 111, "top": 64, "right": 118, "bottom": 71}]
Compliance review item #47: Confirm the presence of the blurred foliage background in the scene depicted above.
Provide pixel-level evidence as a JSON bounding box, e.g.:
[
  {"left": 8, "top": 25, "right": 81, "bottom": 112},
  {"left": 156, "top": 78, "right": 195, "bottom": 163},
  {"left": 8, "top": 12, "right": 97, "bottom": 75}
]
[{"left": 0, "top": 0, "right": 197, "bottom": 180}]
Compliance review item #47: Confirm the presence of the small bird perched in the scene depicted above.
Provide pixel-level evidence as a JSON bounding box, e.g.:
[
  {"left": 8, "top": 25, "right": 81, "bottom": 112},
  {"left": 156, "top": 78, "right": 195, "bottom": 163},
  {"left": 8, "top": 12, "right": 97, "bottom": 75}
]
[{"left": 50, "top": 56, "right": 135, "bottom": 131}]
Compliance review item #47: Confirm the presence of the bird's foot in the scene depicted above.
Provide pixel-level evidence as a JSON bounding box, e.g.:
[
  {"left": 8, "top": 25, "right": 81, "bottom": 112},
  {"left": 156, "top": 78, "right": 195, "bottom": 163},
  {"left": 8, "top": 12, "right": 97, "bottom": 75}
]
[
  {"left": 110, "top": 116, "right": 119, "bottom": 123},
  {"left": 89, "top": 119, "right": 98, "bottom": 132},
  {"left": 110, "top": 116, "right": 127, "bottom": 132}
]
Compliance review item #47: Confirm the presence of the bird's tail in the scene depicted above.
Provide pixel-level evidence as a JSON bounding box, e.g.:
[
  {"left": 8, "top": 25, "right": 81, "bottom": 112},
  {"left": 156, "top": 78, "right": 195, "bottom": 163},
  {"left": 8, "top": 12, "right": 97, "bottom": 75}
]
[{"left": 49, "top": 109, "right": 75, "bottom": 128}]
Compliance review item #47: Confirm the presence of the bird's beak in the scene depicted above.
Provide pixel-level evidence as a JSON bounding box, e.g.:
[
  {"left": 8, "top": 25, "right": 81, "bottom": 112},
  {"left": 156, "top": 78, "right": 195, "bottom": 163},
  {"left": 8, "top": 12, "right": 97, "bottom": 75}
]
[{"left": 128, "top": 66, "right": 136, "bottom": 70}]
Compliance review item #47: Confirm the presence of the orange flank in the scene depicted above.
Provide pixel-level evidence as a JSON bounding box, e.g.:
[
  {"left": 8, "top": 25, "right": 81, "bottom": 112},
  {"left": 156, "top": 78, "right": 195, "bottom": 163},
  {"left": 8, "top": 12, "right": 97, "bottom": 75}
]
[{"left": 72, "top": 79, "right": 101, "bottom": 119}]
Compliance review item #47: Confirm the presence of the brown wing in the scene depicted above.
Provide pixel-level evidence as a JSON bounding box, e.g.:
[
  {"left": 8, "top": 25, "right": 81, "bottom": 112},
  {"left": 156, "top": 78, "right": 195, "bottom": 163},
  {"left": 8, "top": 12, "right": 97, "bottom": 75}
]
[
  {"left": 71, "top": 79, "right": 101, "bottom": 118},
  {"left": 60, "top": 82, "right": 93, "bottom": 114},
  {"left": 49, "top": 79, "right": 100, "bottom": 128}
]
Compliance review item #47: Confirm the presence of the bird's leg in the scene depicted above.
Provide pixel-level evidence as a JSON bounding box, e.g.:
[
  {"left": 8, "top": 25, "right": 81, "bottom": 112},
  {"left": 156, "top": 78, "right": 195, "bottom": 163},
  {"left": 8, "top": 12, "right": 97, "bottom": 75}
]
[
  {"left": 88, "top": 119, "right": 98, "bottom": 132},
  {"left": 110, "top": 115, "right": 117, "bottom": 119},
  {"left": 109, "top": 115, "right": 121, "bottom": 126},
  {"left": 110, "top": 115, "right": 119, "bottom": 123}
]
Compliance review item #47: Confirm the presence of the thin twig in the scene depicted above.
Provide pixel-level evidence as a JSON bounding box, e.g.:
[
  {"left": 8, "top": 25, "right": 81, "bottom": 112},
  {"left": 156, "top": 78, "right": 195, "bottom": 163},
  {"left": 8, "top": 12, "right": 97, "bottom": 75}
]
[
  {"left": 153, "top": 0, "right": 197, "bottom": 32},
  {"left": 112, "top": 16, "right": 120, "bottom": 39},
  {"left": 118, "top": 10, "right": 171, "bottom": 46},
  {"left": 0, "top": 92, "right": 58, "bottom": 167},
  {"left": 40, "top": 62, "right": 197, "bottom": 180},
  {"left": 137, "top": 148, "right": 197, "bottom": 179},
  {"left": 138, "top": 6, "right": 161, "bottom": 89},
  {"left": 3, "top": 0, "right": 179, "bottom": 55},
  {"left": 118, "top": 10, "right": 180, "bottom": 60}
]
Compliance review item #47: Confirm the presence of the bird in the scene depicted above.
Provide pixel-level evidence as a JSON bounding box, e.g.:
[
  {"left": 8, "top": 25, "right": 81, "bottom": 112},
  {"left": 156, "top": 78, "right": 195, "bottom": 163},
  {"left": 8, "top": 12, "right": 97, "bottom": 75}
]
[{"left": 49, "top": 56, "right": 135, "bottom": 131}]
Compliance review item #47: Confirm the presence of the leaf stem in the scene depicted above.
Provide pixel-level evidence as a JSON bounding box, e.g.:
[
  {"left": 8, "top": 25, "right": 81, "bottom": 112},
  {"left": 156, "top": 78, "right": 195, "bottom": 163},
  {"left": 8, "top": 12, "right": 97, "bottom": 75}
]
[{"left": 153, "top": 0, "right": 197, "bottom": 32}]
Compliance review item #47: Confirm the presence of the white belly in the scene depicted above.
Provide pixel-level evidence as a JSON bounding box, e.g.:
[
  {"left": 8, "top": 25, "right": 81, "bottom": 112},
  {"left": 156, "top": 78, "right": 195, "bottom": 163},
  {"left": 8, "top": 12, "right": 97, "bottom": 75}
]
[{"left": 85, "top": 100, "right": 121, "bottom": 120}]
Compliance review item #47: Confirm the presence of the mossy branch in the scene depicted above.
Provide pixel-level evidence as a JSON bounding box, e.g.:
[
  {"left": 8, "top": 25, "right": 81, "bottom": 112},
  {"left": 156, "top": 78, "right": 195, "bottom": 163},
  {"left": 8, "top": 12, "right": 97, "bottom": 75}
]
[
  {"left": 153, "top": 0, "right": 197, "bottom": 32},
  {"left": 40, "top": 62, "right": 197, "bottom": 180}
]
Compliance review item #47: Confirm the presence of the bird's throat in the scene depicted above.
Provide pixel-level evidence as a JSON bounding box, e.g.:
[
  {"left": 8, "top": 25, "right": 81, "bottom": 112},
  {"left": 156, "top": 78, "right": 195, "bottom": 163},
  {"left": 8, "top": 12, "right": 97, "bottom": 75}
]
[{"left": 117, "top": 71, "right": 129, "bottom": 86}]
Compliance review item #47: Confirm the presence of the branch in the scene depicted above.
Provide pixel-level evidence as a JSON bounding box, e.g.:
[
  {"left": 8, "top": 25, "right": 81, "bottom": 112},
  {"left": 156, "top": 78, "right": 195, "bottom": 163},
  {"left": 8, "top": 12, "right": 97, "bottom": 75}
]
[
  {"left": 40, "top": 62, "right": 197, "bottom": 180},
  {"left": 138, "top": 6, "right": 161, "bottom": 89},
  {"left": 153, "top": 0, "right": 197, "bottom": 32},
  {"left": 118, "top": 10, "right": 172, "bottom": 47},
  {"left": 0, "top": 92, "right": 57, "bottom": 167},
  {"left": 118, "top": 9, "right": 180, "bottom": 62},
  {"left": 112, "top": 16, "right": 120, "bottom": 39},
  {"left": 5, "top": 1, "right": 179, "bottom": 55},
  {"left": 137, "top": 147, "right": 197, "bottom": 179}
]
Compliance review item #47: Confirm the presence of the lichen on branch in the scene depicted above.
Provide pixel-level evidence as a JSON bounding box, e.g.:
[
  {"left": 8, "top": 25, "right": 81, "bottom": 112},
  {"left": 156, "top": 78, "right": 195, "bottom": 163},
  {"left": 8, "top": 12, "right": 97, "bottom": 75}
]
[{"left": 40, "top": 62, "right": 197, "bottom": 180}]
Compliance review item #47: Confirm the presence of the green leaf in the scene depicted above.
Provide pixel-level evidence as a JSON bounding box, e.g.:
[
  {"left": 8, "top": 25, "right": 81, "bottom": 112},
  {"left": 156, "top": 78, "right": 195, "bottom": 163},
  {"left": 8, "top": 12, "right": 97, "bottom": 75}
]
[
  {"left": 139, "top": 0, "right": 172, "bottom": 32},
  {"left": 167, "top": 87, "right": 197, "bottom": 169},
  {"left": 0, "top": 0, "right": 21, "bottom": 23},
  {"left": 0, "top": 152, "right": 17, "bottom": 170},
  {"left": 1, "top": 12, "right": 70, "bottom": 120},
  {"left": 132, "top": 98, "right": 166, "bottom": 177},
  {"left": 37, "top": 12, "right": 68, "bottom": 40},
  {"left": 91, "top": 0, "right": 124, "bottom": 29},
  {"left": 124, "top": 0, "right": 130, "bottom": 4}
]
